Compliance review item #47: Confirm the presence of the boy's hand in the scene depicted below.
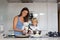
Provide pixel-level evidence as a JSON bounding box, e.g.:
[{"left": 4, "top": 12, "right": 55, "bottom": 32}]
[{"left": 28, "top": 30, "right": 31, "bottom": 34}]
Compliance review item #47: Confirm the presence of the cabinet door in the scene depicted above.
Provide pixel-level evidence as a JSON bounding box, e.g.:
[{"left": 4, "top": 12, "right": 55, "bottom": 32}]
[{"left": 48, "top": 3, "right": 58, "bottom": 32}]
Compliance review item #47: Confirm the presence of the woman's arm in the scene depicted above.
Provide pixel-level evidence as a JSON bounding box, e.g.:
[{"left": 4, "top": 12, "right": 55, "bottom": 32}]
[{"left": 13, "top": 16, "right": 24, "bottom": 32}]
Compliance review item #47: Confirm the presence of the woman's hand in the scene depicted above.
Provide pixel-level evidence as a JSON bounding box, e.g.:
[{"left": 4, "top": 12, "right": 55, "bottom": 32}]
[{"left": 22, "top": 30, "right": 27, "bottom": 35}]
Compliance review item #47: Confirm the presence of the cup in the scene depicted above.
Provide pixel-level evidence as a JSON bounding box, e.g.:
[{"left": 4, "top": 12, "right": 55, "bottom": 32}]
[{"left": 33, "top": 31, "right": 36, "bottom": 35}]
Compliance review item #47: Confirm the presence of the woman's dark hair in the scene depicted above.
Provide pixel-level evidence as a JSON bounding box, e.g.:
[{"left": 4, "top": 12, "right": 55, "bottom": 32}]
[{"left": 18, "top": 7, "right": 29, "bottom": 22}]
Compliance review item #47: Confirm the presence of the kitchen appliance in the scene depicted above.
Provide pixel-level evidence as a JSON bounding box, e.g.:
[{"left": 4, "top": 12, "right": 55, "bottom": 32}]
[
  {"left": 29, "top": 13, "right": 33, "bottom": 20},
  {"left": 22, "top": 22, "right": 29, "bottom": 34}
]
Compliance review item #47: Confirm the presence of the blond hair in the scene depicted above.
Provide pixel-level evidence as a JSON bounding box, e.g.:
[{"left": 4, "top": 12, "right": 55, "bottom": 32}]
[{"left": 32, "top": 18, "right": 38, "bottom": 23}]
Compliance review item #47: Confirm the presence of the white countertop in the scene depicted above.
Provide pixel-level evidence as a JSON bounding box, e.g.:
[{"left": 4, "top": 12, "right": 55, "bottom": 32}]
[
  {"left": 0, "top": 37, "right": 60, "bottom": 40},
  {"left": 0, "top": 33, "right": 60, "bottom": 40}
]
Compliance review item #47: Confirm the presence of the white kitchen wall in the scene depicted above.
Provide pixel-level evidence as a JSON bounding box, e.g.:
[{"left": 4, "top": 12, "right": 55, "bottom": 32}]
[
  {"left": 0, "top": 0, "right": 8, "bottom": 34},
  {"left": 0, "top": 0, "right": 58, "bottom": 34},
  {"left": 7, "top": 3, "right": 58, "bottom": 33},
  {"left": 7, "top": 3, "right": 48, "bottom": 31},
  {"left": 47, "top": 3, "right": 58, "bottom": 32}
]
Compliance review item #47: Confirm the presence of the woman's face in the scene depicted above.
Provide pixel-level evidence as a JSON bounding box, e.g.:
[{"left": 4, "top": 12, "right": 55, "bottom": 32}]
[{"left": 22, "top": 10, "right": 28, "bottom": 17}]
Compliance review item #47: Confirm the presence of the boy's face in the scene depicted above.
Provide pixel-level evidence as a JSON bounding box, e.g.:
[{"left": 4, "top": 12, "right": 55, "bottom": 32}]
[{"left": 32, "top": 20, "right": 38, "bottom": 26}]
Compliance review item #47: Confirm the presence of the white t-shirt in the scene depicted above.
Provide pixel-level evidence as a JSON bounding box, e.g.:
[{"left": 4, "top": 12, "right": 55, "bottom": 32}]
[
  {"left": 29, "top": 25, "right": 40, "bottom": 30},
  {"left": 29, "top": 25, "right": 40, "bottom": 34}
]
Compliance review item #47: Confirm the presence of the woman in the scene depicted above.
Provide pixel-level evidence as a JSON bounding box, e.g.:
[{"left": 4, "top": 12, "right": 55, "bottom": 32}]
[{"left": 13, "top": 7, "right": 29, "bottom": 37}]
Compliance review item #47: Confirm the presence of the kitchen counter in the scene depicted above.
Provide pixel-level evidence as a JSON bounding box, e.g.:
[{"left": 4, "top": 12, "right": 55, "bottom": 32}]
[
  {"left": 0, "top": 37, "right": 60, "bottom": 40},
  {"left": 0, "top": 34, "right": 60, "bottom": 40}
]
